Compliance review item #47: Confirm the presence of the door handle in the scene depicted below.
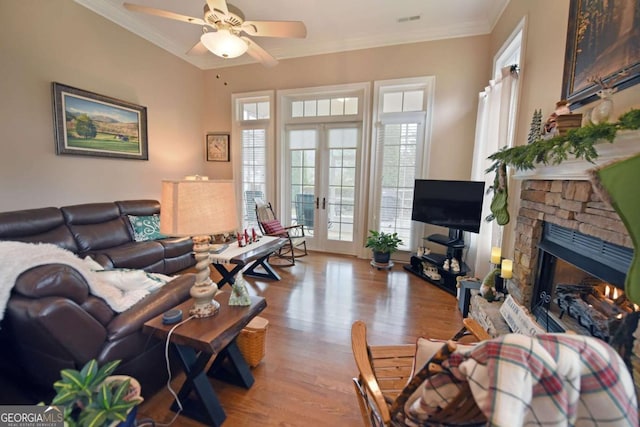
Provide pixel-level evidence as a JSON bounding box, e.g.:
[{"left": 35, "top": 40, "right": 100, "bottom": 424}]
[
  {"left": 322, "top": 197, "right": 326, "bottom": 209},
  {"left": 316, "top": 197, "right": 319, "bottom": 209}
]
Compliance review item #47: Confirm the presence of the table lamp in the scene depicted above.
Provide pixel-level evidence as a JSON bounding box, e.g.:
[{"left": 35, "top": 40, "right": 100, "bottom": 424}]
[{"left": 160, "top": 178, "right": 238, "bottom": 318}]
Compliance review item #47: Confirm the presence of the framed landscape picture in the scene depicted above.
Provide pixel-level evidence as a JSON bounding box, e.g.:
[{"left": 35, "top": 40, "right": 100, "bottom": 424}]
[
  {"left": 52, "top": 82, "right": 148, "bottom": 160},
  {"left": 206, "top": 133, "right": 230, "bottom": 162},
  {"left": 561, "top": 0, "right": 640, "bottom": 108}
]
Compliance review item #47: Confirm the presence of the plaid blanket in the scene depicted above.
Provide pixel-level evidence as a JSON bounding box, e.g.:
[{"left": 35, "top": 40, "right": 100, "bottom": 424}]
[{"left": 446, "top": 333, "right": 638, "bottom": 427}]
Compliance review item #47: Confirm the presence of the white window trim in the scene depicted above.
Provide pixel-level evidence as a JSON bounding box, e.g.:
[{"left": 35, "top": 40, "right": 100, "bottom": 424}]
[{"left": 368, "top": 76, "right": 435, "bottom": 257}]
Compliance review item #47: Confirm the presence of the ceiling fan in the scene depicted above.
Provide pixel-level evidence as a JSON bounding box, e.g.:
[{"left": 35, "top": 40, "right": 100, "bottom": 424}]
[{"left": 123, "top": 0, "right": 307, "bottom": 67}]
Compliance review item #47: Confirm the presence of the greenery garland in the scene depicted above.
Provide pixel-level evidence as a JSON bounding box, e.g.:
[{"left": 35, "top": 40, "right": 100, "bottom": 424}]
[{"left": 485, "top": 108, "right": 640, "bottom": 225}]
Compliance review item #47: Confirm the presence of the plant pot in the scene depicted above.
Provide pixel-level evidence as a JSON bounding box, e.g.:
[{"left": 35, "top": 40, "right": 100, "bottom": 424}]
[
  {"left": 373, "top": 251, "right": 391, "bottom": 264},
  {"left": 104, "top": 375, "right": 143, "bottom": 427}
]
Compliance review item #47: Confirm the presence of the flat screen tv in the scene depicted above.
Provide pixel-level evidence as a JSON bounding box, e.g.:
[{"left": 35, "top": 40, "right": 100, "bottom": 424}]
[{"left": 411, "top": 179, "right": 485, "bottom": 234}]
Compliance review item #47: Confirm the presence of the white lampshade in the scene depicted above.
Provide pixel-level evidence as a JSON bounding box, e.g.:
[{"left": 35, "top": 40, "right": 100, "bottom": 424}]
[
  {"left": 160, "top": 179, "right": 238, "bottom": 237},
  {"left": 200, "top": 30, "right": 248, "bottom": 59}
]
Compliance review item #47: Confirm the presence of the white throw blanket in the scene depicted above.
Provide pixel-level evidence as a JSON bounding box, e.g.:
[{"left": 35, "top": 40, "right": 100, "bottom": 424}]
[{"left": 0, "top": 241, "right": 160, "bottom": 320}]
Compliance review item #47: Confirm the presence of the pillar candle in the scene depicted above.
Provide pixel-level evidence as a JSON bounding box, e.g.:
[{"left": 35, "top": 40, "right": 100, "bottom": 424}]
[
  {"left": 490, "top": 247, "right": 501, "bottom": 265},
  {"left": 501, "top": 259, "right": 513, "bottom": 279}
]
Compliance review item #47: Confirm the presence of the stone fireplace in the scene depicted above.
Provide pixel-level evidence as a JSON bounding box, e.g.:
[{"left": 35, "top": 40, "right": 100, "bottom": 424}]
[
  {"left": 504, "top": 130, "right": 640, "bottom": 397},
  {"left": 508, "top": 131, "right": 639, "bottom": 314}
]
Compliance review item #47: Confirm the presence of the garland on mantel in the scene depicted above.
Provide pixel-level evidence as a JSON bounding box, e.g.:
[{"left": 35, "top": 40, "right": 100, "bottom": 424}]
[{"left": 485, "top": 108, "right": 640, "bottom": 225}]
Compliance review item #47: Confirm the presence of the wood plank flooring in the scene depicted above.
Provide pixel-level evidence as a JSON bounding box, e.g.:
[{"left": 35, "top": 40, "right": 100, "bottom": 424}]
[{"left": 138, "top": 252, "right": 464, "bottom": 426}]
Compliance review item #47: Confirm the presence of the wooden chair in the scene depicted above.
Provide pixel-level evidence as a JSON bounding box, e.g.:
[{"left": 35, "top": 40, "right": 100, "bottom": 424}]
[
  {"left": 255, "top": 198, "right": 308, "bottom": 265},
  {"left": 351, "top": 318, "right": 490, "bottom": 427}
]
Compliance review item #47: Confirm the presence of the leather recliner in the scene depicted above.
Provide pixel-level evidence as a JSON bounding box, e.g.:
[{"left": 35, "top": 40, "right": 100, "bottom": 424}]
[{"left": 0, "top": 200, "right": 198, "bottom": 401}]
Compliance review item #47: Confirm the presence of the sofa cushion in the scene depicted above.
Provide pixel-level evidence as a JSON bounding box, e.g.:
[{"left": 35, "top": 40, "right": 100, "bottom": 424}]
[
  {"left": 116, "top": 199, "right": 160, "bottom": 217},
  {"left": 158, "top": 236, "right": 193, "bottom": 258},
  {"left": 127, "top": 214, "right": 166, "bottom": 242},
  {"left": 0, "top": 207, "right": 78, "bottom": 252},
  {"left": 61, "top": 203, "right": 132, "bottom": 252},
  {"left": 95, "top": 241, "right": 165, "bottom": 271}
]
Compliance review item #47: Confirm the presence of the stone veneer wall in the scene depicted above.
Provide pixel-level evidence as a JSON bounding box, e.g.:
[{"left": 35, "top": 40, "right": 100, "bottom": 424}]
[{"left": 508, "top": 179, "right": 632, "bottom": 308}]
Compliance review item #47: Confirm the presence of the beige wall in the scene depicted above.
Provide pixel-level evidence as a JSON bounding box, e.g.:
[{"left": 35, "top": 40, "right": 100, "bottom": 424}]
[
  {"left": 202, "top": 36, "right": 492, "bottom": 182},
  {"left": 491, "top": 0, "right": 640, "bottom": 256},
  {"left": 0, "top": 0, "right": 205, "bottom": 211}
]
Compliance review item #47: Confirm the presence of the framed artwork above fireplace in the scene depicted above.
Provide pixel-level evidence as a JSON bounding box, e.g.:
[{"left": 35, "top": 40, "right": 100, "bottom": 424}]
[{"left": 561, "top": 0, "right": 640, "bottom": 109}]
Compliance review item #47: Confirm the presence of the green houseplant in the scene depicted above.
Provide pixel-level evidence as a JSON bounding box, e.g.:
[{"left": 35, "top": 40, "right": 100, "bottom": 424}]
[
  {"left": 50, "top": 359, "right": 142, "bottom": 427},
  {"left": 365, "top": 230, "right": 403, "bottom": 265}
]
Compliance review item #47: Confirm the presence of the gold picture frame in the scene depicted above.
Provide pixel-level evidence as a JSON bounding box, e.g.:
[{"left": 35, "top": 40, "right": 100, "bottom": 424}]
[{"left": 206, "top": 133, "right": 230, "bottom": 162}]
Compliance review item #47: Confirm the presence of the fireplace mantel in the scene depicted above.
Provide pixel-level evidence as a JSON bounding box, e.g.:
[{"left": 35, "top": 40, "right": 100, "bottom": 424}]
[{"left": 513, "top": 130, "right": 640, "bottom": 181}]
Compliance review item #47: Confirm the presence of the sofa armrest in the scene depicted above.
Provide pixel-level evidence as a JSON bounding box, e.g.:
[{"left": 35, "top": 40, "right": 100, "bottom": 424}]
[
  {"left": 14, "top": 264, "right": 90, "bottom": 305},
  {"left": 7, "top": 295, "right": 107, "bottom": 364},
  {"left": 106, "top": 273, "right": 195, "bottom": 341}
]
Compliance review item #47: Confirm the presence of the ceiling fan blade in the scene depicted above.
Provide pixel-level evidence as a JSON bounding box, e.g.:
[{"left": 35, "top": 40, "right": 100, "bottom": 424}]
[
  {"left": 186, "top": 41, "right": 209, "bottom": 56},
  {"left": 242, "top": 20, "right": 307, "bottom": 38},
  {"left": 123, "top": 3, "right": 206, "bottom": 26},
  {"left": 206, "top": 0, "right": 229, "bottom": 16},
  {"left": 241, "top": 37, "right": 278, "bottom": 67}
]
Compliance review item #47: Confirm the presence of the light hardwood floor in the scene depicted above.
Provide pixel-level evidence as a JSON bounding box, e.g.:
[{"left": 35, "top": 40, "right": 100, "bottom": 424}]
[{"left": 138, "top": 252, "right": 465, "bottom": 426}]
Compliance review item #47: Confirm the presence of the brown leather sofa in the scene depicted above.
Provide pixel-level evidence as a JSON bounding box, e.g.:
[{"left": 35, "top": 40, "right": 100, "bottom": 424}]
[{"left": 0, "top": 200, "right": 197, "bottom": 401}]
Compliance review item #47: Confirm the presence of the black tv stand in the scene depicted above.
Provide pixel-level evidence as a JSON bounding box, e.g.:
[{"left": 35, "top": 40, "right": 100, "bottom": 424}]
[
  {"left": 427, "top": 234, "right": 465, "bottom": 248},
  {"left": 403, "top": 229, "right": 469, "bottom": 295}
]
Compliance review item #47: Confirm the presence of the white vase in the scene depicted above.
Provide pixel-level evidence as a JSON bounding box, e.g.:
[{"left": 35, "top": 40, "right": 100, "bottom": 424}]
[{"left": 590, "top": 89, "right": 615, "bottom": 124}]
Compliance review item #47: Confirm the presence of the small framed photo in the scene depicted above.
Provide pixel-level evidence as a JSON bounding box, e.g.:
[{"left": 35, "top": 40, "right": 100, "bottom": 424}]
[{"left": 206, "top": 133, "right": 230, "bottom": 162}]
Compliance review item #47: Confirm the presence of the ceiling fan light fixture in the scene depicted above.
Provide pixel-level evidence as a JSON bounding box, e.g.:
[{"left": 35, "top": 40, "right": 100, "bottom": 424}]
[{"left": 200, "top": 29, "right": 248, "bottom": 59}]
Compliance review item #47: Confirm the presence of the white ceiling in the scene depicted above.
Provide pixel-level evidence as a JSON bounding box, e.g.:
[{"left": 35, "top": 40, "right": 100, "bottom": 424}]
[{"left": 75, "top": 0, "right": 511, "bottom": 70}]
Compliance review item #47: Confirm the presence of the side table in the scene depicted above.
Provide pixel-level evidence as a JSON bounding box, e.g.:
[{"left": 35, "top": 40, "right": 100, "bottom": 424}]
[{"left": 143, "top": 291, "right": 267, "bottom": 426}]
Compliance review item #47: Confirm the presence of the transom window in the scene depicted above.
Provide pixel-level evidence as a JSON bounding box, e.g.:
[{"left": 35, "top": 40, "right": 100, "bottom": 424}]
[{"left": 291, "top": 97, "right": 359, "bottom": 118}]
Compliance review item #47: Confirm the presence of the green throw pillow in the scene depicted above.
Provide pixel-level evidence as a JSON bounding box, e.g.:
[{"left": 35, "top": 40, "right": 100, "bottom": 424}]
[{"left": 127, "top": 214, "right": 166, "bottom": 242}]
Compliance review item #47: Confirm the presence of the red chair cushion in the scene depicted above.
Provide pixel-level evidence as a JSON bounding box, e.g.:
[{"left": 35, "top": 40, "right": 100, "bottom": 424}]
[{"left": 262, "top": 219, "right": 286, "bottom": 235}]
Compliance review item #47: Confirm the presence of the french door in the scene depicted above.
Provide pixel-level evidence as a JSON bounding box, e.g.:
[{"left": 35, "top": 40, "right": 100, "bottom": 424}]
[{"left": 285, "top": 123, "right": 361, "bottom": 254}]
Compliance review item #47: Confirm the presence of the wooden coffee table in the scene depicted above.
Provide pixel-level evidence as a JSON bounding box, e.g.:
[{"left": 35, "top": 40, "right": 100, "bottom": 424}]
[{"left": 143, "top": 291, "right": 267, "bottom": 426}]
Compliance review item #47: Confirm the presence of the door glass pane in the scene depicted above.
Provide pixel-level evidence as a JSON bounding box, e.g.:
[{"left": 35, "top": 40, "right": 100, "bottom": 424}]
[
  {"left": 327, "top": 128, "right": 357, "bottom": 242},
  {"left": 289, "top": 129, "right": 316, "bottom": 234}
]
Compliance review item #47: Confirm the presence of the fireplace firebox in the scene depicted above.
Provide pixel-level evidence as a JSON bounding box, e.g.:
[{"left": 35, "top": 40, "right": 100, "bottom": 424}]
[{"left": 532, "top": 222, "right": 634, "bottom": 341}]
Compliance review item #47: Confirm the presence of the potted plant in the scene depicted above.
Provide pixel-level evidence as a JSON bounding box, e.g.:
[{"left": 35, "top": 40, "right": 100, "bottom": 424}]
[
  {"left": 50, "top": 359, "right": 143, "bottom": 427},
  {"left": 365, "top": 230, "right": 403, "bottom": 265}
]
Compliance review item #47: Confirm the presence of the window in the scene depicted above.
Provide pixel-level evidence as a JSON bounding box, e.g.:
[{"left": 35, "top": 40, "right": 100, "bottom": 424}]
[
  {"left": 232, "top": 92, "right": 274, "bottom": 230},
  {"left": 370, "top": 77, "right": 435, "bottom": 251}
]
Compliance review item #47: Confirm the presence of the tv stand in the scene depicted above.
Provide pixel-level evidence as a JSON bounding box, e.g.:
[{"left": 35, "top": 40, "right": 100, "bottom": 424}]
[
  {"left": 403, "top": 229, "right": 469, "bottom": 295},
  {"left": 427, "top": 234, "right": 465, "bottom": 248}
]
